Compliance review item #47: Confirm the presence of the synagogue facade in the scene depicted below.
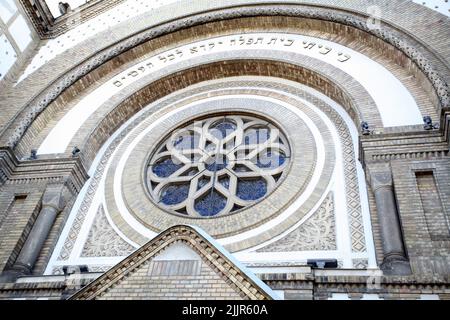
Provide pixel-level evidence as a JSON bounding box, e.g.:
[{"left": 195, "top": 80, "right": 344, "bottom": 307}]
[{"left": 0, "top": 0, "right": 449, "bottom": 300}]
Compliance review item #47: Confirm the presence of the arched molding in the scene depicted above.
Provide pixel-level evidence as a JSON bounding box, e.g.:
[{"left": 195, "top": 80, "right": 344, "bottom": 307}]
[
  {"left": 44, "top": 77, "right": 376, "bottom": 270},
  {"left": 71, "top": 59, "right": 374, "bottom": 170},
  {"left": 1, "top": 5, "right": 448, "bottom": 151}
]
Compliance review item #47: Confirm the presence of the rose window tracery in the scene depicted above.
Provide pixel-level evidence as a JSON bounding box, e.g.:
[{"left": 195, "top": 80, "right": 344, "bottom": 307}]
[{"left": 146, "top": 114, "right": 291, "bottom": 217}]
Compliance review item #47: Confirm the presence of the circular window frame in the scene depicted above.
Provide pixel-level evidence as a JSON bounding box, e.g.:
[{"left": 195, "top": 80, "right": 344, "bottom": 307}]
[
  {"left": 143, "top": 111, "right": 293, "bottom": 219},
  {"left": 111, "top": 89, "right": 326, "bottom": 244}
]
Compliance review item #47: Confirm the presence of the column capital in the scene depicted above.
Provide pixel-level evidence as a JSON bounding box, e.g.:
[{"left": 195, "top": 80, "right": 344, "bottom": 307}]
[
  {"left": 367, "top": 163, "right": 393, "bottom": 192},
  {"left": 42, "top": 184, "right": 68, "bottom": 212}
]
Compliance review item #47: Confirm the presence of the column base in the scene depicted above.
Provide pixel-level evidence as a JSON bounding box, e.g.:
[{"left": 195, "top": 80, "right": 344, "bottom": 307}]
[{"left": 381, "top": 256, "right": 412, "bottom": 275}]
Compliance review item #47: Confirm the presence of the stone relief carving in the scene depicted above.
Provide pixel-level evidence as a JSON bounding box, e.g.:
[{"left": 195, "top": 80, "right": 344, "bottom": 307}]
[
  {"left": 368, "top": 164, "right": 394, "bottom": 191},
  {"left": 81, "top": 205, "right": 135, "bottom": 257},
  {"left": 257, "top": 192, "right": 336, "bottom": 252},
  {"left": 6, "top": 6, "right": 449, "bottom": 149}
]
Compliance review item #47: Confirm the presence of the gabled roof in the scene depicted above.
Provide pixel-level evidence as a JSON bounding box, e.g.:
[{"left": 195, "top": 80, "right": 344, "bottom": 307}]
[{"left": 70, "top": 225, "right": 278, "bottom": 300}]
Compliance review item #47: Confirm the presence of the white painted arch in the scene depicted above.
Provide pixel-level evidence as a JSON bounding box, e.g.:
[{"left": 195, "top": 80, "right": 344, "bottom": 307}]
[{"left": 44, "top": 77, "right": 376, "bottom": 273}]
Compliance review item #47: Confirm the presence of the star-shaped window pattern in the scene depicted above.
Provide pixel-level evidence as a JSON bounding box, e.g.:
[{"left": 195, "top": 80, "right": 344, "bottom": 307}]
[{"left": 146, "top": 115, "right": 291, "bottom": 217}]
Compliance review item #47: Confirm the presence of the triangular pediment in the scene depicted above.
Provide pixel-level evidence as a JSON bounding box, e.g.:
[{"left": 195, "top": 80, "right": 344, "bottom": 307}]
[{"left": 70, "top": 225, "right": 277, "bottom": 300}]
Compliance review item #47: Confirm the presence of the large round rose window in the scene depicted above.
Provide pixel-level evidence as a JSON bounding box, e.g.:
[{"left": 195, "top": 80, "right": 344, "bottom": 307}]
[{"left": 146, "top": 114, "right": 291, "bottom": 217}]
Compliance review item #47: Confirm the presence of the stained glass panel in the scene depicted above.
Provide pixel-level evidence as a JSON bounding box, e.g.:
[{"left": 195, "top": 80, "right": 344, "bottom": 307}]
[{"left": 147, "top": 115, "right": 290, "bottom": 217}]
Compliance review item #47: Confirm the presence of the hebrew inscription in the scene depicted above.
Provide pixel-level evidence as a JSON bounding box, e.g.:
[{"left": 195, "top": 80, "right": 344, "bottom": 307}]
[{"left": 111, "top": 33, "right": 352, "bottom": 88}]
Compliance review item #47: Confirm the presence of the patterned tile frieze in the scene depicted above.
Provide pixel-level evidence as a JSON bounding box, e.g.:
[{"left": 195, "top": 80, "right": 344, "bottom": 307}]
[{"left": 352, "top": 259, "right": 369, "bottom": 269}]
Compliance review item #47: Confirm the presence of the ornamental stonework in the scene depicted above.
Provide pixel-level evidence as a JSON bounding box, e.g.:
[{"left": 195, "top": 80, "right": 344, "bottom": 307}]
[
  {"left": 146, "top": 114, "right": 290, "bottom": 217},
  {"left": 81, "top": 205, "right": 135, "bottom": 258},
  {"left": 257, "top": 192, "right": 336, "bottom": 252}
]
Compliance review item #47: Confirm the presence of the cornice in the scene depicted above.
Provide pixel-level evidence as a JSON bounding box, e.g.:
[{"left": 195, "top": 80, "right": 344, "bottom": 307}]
[
  {"left": 359, "top": 129, "right": 450, "bottom": 166},
  {"left": 0, "top": 147, "right": 89, "bottom": 192},
  {"left": 0, "top": 147, "right": 19, "bottom": 186}
]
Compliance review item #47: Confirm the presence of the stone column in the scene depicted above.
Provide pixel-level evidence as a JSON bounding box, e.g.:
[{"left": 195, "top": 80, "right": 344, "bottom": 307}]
[
  {"left": 368, "top": 164, "right": 411, "bottom": 275},
  {"left": 0, "top": 184, "right": 66, "bottom": 282}
]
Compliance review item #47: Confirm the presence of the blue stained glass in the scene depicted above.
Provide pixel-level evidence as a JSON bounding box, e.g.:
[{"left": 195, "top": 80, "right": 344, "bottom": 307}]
[
  {"left": 182, "top": 168, "right": 199, "bottom": 176},
  {"left": 256, "top": 151, "right": 286, "bottom": 169},
  {"left": 197, "top": 177, "right": 210, "bottom": 190},
  {"left": 148, "top": 115, "right": 290, "bottom": 218},
  {"left": 234, "top": 164, "right": 251, "bottom": 172},
  {"left": 210, "top": 120, "right": 236, "bottom": 139},
  {"left": 161, "top": 184, "right": 189, "bottom": 205},
  {"left": 205, "top": 154, "right": 228, "bottom": 172},
  {"left": 205, "top": 141, "right": 216, "bottom": 152},
  {"left": 173, "top": 132, "right": 196, "bottom": 150},
  {"left": 194, "top": 190, "right": 227, "bottom": 216},
  {"left": 219, "top": 176, "right": 230, "bottom": 189},
  {"left": 236, "top": 178, "right": 267, "bottom": 200},
  {"left": 152, "top": 158, "right": 183, "bottom": 177},
  {"left": 244, "top": 128, "right": 270, "bottom": 145}
]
